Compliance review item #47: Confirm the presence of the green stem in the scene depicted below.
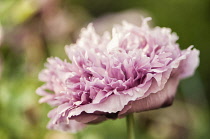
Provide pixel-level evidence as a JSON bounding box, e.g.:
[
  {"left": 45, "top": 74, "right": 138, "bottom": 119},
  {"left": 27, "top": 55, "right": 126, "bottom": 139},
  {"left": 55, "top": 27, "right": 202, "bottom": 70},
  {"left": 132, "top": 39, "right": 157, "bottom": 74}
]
[{"left": 126, "top": 113, "right": 135, "bottom": 139}]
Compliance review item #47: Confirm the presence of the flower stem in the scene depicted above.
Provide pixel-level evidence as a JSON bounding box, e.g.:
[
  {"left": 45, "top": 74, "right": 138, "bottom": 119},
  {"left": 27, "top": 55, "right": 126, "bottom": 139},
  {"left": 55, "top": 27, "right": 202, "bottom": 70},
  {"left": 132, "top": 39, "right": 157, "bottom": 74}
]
[{"left": 126, "top": 113, "right": 135, "bottom": 139}]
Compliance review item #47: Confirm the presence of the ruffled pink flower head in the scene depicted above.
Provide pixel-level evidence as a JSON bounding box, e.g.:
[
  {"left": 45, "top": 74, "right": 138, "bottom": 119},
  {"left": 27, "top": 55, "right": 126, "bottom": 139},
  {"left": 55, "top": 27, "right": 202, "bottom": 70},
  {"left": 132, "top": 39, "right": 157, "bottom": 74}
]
[{"left": 37, "top": 17, "right": 199, "bottom": 132}]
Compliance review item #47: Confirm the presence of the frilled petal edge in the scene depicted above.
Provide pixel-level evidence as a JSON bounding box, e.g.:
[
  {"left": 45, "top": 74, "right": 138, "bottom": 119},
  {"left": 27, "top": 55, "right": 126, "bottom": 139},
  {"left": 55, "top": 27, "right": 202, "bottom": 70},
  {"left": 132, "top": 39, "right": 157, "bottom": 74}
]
[{"left": 118, "top": 76, "right": 179, "bottom": 117}]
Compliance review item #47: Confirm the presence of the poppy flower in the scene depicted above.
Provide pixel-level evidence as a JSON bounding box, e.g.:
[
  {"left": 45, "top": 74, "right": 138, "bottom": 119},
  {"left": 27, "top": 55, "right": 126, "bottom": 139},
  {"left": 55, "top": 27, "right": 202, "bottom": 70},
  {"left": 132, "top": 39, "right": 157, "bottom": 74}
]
[{"left": 37, "top": 17, "right": 199, "bottom": 132}]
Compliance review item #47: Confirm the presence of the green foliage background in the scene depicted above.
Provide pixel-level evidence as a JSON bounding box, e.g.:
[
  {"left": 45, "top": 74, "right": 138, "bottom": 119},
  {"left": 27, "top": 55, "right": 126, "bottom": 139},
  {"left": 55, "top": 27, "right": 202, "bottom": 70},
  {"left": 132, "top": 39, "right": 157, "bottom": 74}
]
[{"left": 0, "top": 0, "right": 210, "bottom": 138}]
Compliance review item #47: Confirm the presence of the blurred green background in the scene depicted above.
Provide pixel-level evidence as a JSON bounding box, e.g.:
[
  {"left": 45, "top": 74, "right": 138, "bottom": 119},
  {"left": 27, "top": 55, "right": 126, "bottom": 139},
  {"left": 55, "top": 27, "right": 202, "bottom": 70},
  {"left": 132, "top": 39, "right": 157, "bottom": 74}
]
[{"left": 0, "top": 0, "right": 210, "bottom": 139}]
